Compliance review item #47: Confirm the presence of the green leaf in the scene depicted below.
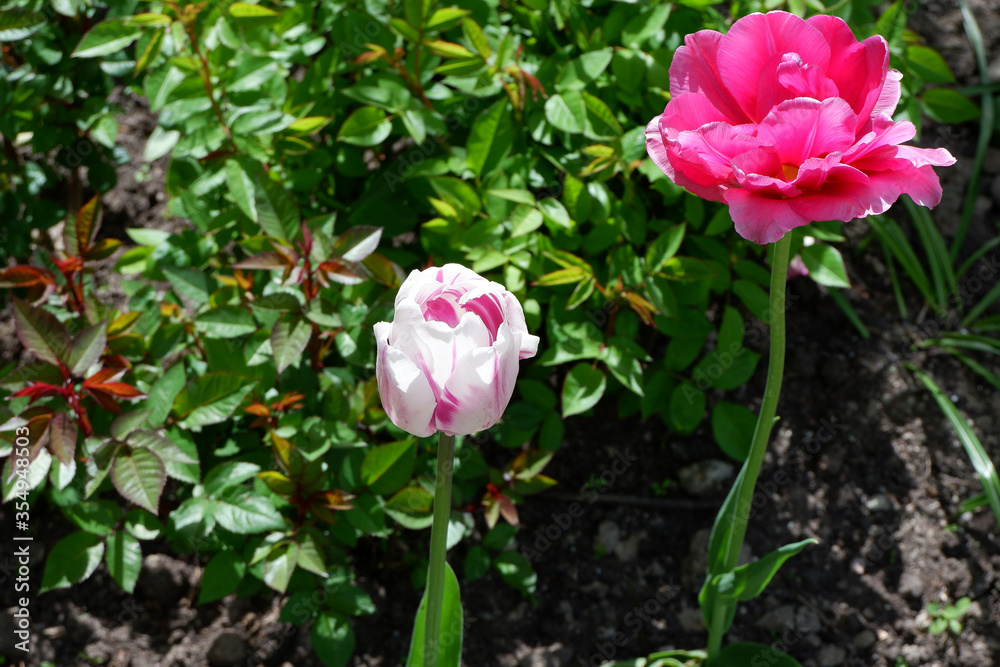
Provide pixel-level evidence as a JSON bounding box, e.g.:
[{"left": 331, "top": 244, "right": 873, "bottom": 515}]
[
  {"left": 800, "top": 244, "right": 850, "bottom": 288},
  {"left": 488, "top": 189, "right": 535, "bottom": 206},
  {"left": 271, "top": 314, "right": 312, "bottom": 374},
  {"left": 198, "top": 551, "right": 246, "bottom": 604},
  {"left": 538, "top": 198, "right": 572, "bottom": 230},
  {"left": 162, "top": 266, "right": 215, "bottom": 304},
  {"left": 40, "top": 532, "right": 105, "bottom": 593},
  {"left": 0, "top": 10, "right": 45, "bottom": 41},
  {"left": 332, "top": 226, "right": 383, "bottom": 262},
  {"left": 669, "top": 382, "right": 705, "bottom": 434},
  {"left": 72, "top": 20, "right": 142, "bottom": 58},
  {"left": 13, "top": 298, "right": 70, "bottom": 367},
  {"left": 912, "top": 367, "right": 1000, "bottom": 531},
  {"left": 582, "top": 92, "right": 623, "bottom": 137},
  {"left": 384, "top": 486, "right": 435, "bottom": 529},
  {"left": 361, "top": 440, "right": 417, "bottom": 495},
  {"left": 557, "top": 48, "right": 613, "bottom": 91},
  {"left": 313, "top": 611, "right": 356, "bottom": 667},
  {"left": 467, "top": 100, "right": 512, "bottom": 178},
  {"left": 173, "top": 372, "right": 256, "bottom": 429},
  {"left": 337, "top": 107, "right": 393, "bottom": 147},
  {"left": 906, "top": 45, "right": 955, "bottom": 83},
  {"left": 253, "top": 170, "right": 300, "bottom": 243},
  {"left": 212, "top": 489, "right": 286, "bottom": 534},
  {"left": 112, "top": 447, "right": 166, "bottom": 513},
  {"left": 545, "top": 91, "right": 586, "bottom": 134},
  {"left": 875, "top": 0, "right": 907, "bottom": 48},
  {"left": 562, "top": 363, "right": 606, "bottom": 418},
  {"left": 296, "top": 532, "right": 328, "bottom": 577},
  {"left": 704, "top": 539, "right": 816, "bottom": 618},
  {"left": 105, "top": 531, "right": 142, "bottom": 593},
  {"left": 509, "top": 205, "right": 544, "bottom": 238},
  {"left": 110, "top": 411, "right": 152, "bottom": 440},
  {"left": 716, "top": 643, "right": 804, "bottom": 667},
  {"left": 921, "top": 88, "right": 980, "bottom": 124},
  {"left": 427, "top": 8, "right": 471, "bottom": 31},
  {"left": 225, "top": 159, "right": 257, "bottom": 222},
  {"left": 146, "top": 362, "right": 186, "bottom": 428},
  {"left": 646, "top": 224, "right": 686, "bottom": 274},
  {"left": 733, "top": 279, "right": 771, "bottom": 321},
  {"left": 462, "top": 18, "right": 491, "bottom": 58},
  {"left": 229, "top": 1, "right": 280, "bottom": 28},
  {"left": 262, "top": 541, "right": 298, "bottom": 593},
  {"left": 711, "top": 402, "right": 756, "bottom": 462},
  {"left": 195, "top": 306, "right": 258, "bottom": 338},
  {"left": 464, "top": 544, "right": 490, "bottom": 581},
  {"left": 65, "top": 500, "right": 118, "bottom": 536},
  {"left": 125, "top": 509, "right": 163, "bottom": 541},
  {"left": 621, "top": 3, "right": 672, "bottom": 48},
  {"left": 204, "top": 461, "right": 261, "bottom": 496},
  {"left": 405, "top": 563, "right": 463, "bottom": 667}
]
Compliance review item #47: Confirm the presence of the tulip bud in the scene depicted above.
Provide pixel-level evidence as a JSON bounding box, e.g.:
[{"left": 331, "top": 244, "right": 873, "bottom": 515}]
[{"left": 374, "top": 264, "right": 539, "bottom": 437}]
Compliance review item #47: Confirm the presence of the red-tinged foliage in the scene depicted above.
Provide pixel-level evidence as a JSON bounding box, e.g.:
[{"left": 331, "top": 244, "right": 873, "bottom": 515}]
[{"left": 11, "top": 382, "right": 64, "bottom": 403}]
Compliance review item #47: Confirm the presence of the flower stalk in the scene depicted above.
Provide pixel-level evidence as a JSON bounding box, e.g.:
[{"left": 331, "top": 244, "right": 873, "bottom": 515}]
[
  {"left": 423, "top": 432, "right": 456, "bottom": 667},
  {"left": 706, "top": 233, "right": 792, "bottom": 661}
]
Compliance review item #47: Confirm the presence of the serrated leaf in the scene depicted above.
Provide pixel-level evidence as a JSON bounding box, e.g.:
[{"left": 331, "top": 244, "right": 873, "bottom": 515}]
[
  {"left": 112, "top": 447, "right": 166, "bottom": 513},
  {"left": 253, "top": 170, "right": 300, "bottom": 242},
  {"left": 173, "top": 372, "right": 256, "bottom": 428},
  {"left": 225, "top": 159, "right": 256, "bottom": 222},
  {"left": 162, "top": 266, "right": 215, "bottom": 304},
  {"left": 13, "top": 298, "right": 70, "bottom": 367},
  {"left": 467, "top": 100, "right": 512, "bottom": 178},
  {"left": 271, "top": 315, "right": 312, "bottom": 374},
  {"left": 49, "top": 412, "right": 78, "bottom": 465},
  {"left": 40, "top": 532, "right": 105, "bottom": 593},
  {"left": 195, "top": 306, "right": 258, "bottom": 338},
  {"left": 212, "top": 489, "right": 286, "bottom": 534},
  {"left": 72, "top": 19, "right": 142, "bottom": 58}
]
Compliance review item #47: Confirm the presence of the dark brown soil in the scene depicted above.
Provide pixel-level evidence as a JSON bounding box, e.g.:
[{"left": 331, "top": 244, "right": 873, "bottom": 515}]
[{"left": 2, "top": 1, "right": 1000, "bottom": 666}]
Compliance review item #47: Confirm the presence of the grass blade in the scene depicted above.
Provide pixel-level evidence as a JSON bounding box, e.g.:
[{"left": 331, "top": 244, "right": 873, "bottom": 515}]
[
  {"left": 904, "top": 197, "right": 956, "bottom": 312},
  {"left": 961, "top": 281, "right": 1000, "bottom": 329},
  {"left": 827, "top": 288, "right": 871, "bottom": 339},
  {"left": 870, "top": 216, "right": 935, "bottom": 310},
  {"left": 910, "top": 365, "right": 1000, "bottom": 530}
]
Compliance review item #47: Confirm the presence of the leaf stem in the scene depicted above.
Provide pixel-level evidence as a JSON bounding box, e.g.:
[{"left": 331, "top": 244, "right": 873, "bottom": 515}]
[
  {"left": 705, "top": 232, "right": 792, "bottom": 662},
  {"left": 424, "top": 431, "right": 455, "bottom": 667}
]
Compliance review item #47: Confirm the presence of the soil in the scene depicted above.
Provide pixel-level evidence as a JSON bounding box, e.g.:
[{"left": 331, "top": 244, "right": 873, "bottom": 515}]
[{"left": 2, "top": 1, "right": 1000, "bottom": 666}]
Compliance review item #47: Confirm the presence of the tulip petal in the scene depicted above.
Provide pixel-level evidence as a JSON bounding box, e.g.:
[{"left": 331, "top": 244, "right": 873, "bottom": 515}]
[
  {"left": 808, "top": 15, "right": 890, "bottom": 125},
  {"left": 660, "top": 93, "right": 732, "bottom": 134},
  {"left": 871, "top": 69, "right": 903, "bottom": 118},
  {"left": 725, "top": 189, "right": 813, "bottom": 244},
  {"left": 718, "top": 11, "right": 831, "bottom": 122},
  {"left": 435, "top": 325, "right": 519, "bottom": 436},
  {"left": 758, "top": 98, "right": 857, "bottom": 166},
  {"left": 375, "top": 322, "right": 437, "bottom": 438},
  {"left": 501, "top": 292, "right": 539, "bottom": 360},
  {"left": 670, "top": 29, "right": 750, "bottom": 124}
]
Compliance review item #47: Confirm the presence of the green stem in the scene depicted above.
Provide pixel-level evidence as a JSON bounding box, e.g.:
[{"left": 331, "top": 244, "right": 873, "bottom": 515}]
[
  {"left": 705, "top": 233, "right": 792, "bottom": 662},
  {"left": 424, "top": 432, "right": 455, "bottom": 667}
]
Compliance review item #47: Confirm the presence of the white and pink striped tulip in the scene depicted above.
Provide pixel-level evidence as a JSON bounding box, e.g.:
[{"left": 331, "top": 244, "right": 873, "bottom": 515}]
[{"left": 374, "top": 264, "right": 539, "bottom": 437}]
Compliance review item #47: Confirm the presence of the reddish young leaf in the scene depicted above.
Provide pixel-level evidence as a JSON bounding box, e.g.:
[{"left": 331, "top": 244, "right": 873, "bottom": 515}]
[
  {"left": 53, "top": 256, "right": 85, "bottom": 274},
  {"left": 66, "top": 194, "right": 101, "bottom": 257},
  {"left": 49, "top": 412, "right": 78, "bottom": 465},
  {"left": 11, "top": 383, "right": 64, "bottom": 404},
  {"left": 233, "top": 252, "right": 293, "bottom": 270},
  {"left": 107, "top": 312, "right": 142, "bottom": 337},
  {"left": 69, "top": 320, "right": 108, "bottom": 377},
  {"left": 497, "top": 492, "right": 519, "bottom": 526},
  {"left": 0, "top": 265, "right": 57, "bottom": 288},
  {"left": 84, "top": 238, "right": 123, "bottom": 261},
  {"left": 316, "top": 260, "right": 365, "bottom": 286},
  {"left": 243, "top": 403, "right": 272, "bottom": 417},
  {"left": 90, "top": 383, "right": 146, "bottom": 399},
  {"left": 13, "top": 299, "right": 71, "bottom": 368}
]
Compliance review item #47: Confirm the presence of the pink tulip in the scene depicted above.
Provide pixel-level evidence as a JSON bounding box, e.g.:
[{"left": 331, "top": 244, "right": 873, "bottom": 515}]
[
  {"left": 645, "top": 11, "right": 956, "bottom": 245},
  {"left": 374, "top": 264, "right": 540, "bottom": 437}
]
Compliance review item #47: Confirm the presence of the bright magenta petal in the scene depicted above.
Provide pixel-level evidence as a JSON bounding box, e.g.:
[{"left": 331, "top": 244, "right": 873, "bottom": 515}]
[
  {"left": 758, "top": 98, "right": 857, "bottom": 165},
  {"left": 718, "top": 11, "right": 831, "bottom": 122},
  {"left": 724, "top": 189, "right": 813, "bottom": 244},
  {"left": 660, "top": 93, "right": 732, "bottom": 133},
  {"left": 670, "top": 29, "right": 749, "bottom": 124}
]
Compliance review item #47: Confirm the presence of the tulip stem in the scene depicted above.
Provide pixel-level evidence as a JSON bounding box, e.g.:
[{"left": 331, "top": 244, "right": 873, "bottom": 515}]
[
  {"left": 705, "top": 233, "right": 792, "bottom": 663},
  {"left": 424, "top": 432, "right": 455, "bottom": 667}
]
